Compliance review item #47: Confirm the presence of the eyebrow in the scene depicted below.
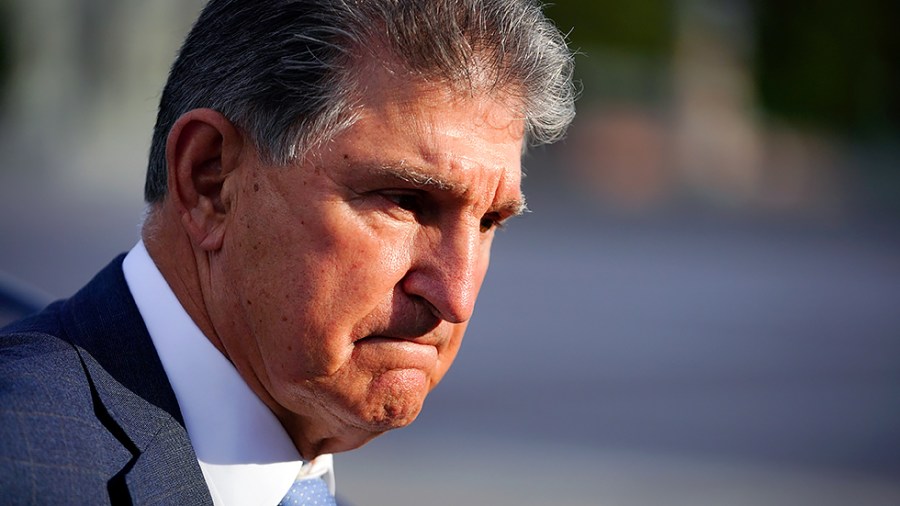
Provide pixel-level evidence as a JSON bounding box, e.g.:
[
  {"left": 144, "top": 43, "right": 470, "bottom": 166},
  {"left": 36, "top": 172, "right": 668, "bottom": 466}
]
[{"left": 368, "top": 163, "right": 528, "bottom": 217}]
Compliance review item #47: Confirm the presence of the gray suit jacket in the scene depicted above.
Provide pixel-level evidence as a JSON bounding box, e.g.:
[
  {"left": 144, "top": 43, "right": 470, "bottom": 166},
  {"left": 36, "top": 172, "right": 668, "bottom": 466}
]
[{"left": 0, "top": 256, "right": 213, "bottom": 505}]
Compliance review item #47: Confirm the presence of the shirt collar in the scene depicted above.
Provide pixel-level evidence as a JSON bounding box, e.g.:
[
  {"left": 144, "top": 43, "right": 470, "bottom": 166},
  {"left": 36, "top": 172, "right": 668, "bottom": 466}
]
[{"left": 123, "top": 241, "right": 334, "bottom": 505}]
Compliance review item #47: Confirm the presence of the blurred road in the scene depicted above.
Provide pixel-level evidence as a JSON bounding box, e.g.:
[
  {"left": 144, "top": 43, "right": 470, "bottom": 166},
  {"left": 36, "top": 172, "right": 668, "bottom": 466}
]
[{"left": 2, "top": 168, "right": 899, "bottom": 505}]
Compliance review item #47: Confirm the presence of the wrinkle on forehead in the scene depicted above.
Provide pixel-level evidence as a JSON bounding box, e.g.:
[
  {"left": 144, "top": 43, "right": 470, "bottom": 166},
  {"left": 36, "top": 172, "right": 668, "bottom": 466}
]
[{"left": 403, "top": 91, "right": 525, "bottom": 145}]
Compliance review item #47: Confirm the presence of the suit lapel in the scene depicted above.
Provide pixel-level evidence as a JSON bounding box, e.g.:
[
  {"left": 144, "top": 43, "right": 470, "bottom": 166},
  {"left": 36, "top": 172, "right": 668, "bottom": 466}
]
[{"left": 60, "top": 255, "right": 213, "bottom": 504}]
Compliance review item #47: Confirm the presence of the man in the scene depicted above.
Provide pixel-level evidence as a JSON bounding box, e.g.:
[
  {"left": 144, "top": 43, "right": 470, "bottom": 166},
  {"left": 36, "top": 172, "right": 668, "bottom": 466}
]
[{"left": 0, "top": 0, "right": 575, "bottom": 504}]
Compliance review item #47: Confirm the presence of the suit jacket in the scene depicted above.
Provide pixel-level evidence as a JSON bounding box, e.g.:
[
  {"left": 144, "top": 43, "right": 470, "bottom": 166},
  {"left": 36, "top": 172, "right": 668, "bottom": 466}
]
[{"left": 0, "top": 255, "right": 213, "bottom": 505}]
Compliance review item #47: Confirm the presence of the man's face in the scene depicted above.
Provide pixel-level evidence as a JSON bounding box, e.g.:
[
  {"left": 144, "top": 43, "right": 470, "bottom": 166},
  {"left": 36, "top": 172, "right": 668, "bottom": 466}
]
[{"left": 209, "top": 74, "right": 525, "bottom": 450}]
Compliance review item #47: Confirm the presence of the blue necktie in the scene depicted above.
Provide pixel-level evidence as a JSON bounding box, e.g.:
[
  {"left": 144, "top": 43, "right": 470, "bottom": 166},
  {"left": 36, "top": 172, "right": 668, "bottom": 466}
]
[{"left": 278, "top": 476, "right": 337, "bottom": 506}]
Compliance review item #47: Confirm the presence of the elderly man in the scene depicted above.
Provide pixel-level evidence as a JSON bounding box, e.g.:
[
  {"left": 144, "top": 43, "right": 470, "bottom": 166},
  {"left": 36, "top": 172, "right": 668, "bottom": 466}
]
[{"left": 0, "top": 0, "right": 574, "bottom": 504}]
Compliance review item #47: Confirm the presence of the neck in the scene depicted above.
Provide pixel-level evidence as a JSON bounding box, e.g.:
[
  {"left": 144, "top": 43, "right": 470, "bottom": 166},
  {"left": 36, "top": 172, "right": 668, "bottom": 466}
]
[{"left": 142, "top": 205, "right": 223, "bottom": 354}]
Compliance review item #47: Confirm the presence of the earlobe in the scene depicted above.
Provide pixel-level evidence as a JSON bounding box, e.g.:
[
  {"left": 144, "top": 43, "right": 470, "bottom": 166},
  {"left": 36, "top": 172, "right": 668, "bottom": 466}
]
[{"left": 166, "top": 108, "right": 243, "bottom": 251}]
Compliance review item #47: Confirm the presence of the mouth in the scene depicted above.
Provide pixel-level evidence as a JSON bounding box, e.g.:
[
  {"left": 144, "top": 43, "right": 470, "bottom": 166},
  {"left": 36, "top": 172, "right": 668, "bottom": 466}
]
[
  {"left": 353, "top": 317, "right": 444, "bottom": 347},
  {"left": 352, "top": 334, "right": 440, "bottom": 371},
  {"left": 355, "top": 333, "right": 438, "bottom": 347}
]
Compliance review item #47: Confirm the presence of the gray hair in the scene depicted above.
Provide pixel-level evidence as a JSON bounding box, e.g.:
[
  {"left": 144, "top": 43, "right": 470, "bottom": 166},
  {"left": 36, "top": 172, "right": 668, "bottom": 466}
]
[{"left": 144, "top": 0, "right": 576, "bottom": 202}]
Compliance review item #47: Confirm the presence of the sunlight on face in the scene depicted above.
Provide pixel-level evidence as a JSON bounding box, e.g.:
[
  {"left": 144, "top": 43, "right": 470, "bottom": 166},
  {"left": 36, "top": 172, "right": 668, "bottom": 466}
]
[{"left": 210, "top": 72, "right": 525, "bottom": 455}]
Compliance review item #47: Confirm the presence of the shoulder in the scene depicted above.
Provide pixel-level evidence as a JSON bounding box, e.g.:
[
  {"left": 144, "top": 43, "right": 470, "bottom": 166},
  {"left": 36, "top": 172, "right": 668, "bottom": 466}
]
[
  {"left": 0, "top": 322, "right": 133, "bottom": 502},
  {"left": 0, "top": 303, "right": 93, "bottom": 418},
  {"left": 0, "top": 321, "right": 92, "bottom": 412}
]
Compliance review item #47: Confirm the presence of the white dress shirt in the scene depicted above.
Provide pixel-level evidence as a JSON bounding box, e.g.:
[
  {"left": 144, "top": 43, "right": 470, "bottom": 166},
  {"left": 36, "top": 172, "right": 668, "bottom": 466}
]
[{"left": 123, "top": 241, "right": 335, "bottom": 506}]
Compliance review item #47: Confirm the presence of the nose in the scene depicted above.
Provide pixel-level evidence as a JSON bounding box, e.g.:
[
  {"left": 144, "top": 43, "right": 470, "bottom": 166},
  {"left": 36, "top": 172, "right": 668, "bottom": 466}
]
[{"left": 401, "top": 224, "right": 486, "bottom": 324}]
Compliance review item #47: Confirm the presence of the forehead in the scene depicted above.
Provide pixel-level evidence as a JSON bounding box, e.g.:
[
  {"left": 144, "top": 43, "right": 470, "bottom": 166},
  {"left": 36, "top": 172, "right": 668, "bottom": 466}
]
[{"left": 324, "top": 69, "right": 526, "bottom": 200}]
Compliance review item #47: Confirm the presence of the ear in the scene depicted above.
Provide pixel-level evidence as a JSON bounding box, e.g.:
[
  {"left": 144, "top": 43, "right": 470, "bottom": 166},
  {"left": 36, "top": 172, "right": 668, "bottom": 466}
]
[{"left": 166, "top": 108, "right": 243, "bottom": 251}]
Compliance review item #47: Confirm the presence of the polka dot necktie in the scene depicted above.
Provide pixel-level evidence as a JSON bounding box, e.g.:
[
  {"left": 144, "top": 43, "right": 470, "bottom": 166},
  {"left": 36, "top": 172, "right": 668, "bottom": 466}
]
[{"left": 278, "top": 476, "right": 337, "bottom": 506}]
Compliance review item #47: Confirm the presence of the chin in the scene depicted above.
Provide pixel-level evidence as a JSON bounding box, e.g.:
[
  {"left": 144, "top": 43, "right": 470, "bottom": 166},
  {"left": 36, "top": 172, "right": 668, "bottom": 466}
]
[
  {"left": 354, "top": 368, "right": 431, "bottom": 431},
  {"left": 358, "top": 400, "right": 423, "bottom": 432}
]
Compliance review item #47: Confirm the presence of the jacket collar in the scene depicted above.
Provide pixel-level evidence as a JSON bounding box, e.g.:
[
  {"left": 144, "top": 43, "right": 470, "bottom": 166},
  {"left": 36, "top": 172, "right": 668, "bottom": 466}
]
[{"left": 60, "top": 255, "right": 212, "bottom": 504}]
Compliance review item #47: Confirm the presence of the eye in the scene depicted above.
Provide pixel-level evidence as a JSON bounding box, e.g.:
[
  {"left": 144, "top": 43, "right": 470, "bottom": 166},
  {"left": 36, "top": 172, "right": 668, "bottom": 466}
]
[
  {"left": 378, "top": 190, "right": 428, "bottom": 221},
  {"left": 479, "top": 214, "right": 502, "bottom": 233},
  {"left": 382, "top": 191, "right": 424, "bottom": 216}
]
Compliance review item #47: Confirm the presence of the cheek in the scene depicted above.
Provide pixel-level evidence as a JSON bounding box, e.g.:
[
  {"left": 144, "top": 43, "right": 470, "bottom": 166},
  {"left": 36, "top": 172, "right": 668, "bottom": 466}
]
[
  {"left": 257, "top": 221, "right": 418, "bottom": 376},
  {"left": 324, "top": 215, "right": 416, "bottom": 299}
]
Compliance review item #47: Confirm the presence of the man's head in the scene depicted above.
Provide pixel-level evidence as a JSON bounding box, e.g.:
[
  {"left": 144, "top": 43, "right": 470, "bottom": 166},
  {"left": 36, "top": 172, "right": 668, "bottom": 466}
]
[{"left": 143, "top": 0, "right": 574, "bottom": 458}]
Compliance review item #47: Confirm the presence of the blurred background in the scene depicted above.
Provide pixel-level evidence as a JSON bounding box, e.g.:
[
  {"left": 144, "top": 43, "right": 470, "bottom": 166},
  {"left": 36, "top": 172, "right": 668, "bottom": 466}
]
[{"left": 1, "top": 1, "right": 899, "bottom": 504}]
